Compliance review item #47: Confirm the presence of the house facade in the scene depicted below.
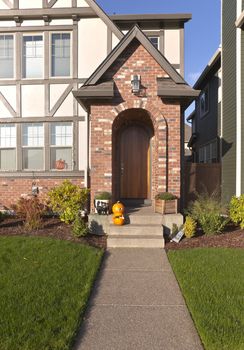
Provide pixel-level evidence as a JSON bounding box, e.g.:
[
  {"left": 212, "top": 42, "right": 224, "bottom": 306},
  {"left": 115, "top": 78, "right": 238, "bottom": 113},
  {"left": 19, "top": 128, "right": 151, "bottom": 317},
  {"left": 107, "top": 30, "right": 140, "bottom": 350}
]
[
  {"left": 189, "top": 49, "right": 221, "bottom": 164},
  {"left": 0, "top": 0, "right": 198, "bottom": 209},
  {"left": 222, "top": 0, "right": 244, "bottom": 200},
  {"left": 189, "top": 0, "right": 244, "bottom": 203}
]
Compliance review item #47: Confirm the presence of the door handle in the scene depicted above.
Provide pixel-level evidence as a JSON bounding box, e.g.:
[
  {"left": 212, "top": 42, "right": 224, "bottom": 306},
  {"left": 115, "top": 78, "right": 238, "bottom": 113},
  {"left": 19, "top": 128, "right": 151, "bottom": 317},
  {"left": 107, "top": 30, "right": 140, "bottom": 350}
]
[{"left": 121, "top": 163, "right": 124, "bottom": 176}]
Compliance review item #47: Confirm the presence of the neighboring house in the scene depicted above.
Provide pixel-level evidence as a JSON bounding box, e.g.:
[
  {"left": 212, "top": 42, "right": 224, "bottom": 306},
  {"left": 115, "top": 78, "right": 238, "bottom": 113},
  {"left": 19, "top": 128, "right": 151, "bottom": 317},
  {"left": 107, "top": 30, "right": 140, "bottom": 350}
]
[
  {"left": 0, "top": 0, "right": 199, "bottom": 209},
  {"left": 189, "top": 0, "right": 244, "bottom": 202},
  {"left": 222, "top": 0, "right": 244, "bottom": 200},
  {"left": 189, "top": 49, "right": 221, "bottom": 164}
]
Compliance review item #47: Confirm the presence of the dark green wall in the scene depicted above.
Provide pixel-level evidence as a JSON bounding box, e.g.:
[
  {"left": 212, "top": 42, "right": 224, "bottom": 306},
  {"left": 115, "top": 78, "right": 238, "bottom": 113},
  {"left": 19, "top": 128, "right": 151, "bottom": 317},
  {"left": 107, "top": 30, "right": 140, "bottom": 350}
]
[
  {"left": 222, "top": 0, "right": 237, "bottom": 202},
  {"left": 241, "top": 29, "right": 244, "bottom": 194},
  {"left": 195, "top": 72, "right": 220, "bottom": 150}
]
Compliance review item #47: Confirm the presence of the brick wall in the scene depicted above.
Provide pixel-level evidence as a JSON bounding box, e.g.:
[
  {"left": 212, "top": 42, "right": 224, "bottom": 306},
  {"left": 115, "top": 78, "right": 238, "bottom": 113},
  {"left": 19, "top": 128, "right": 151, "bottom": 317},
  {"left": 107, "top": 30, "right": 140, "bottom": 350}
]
[
  {"left": 0, "top": 177, "right": 85, "bottom": 208},
  {"left": 89, "top": 39, "right": 182, "bottom": 210}
]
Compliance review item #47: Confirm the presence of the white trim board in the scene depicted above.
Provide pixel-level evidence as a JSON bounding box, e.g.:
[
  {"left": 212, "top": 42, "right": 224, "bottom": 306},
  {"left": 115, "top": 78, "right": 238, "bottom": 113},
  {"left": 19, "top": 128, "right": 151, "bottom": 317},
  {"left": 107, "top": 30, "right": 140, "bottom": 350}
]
[{"left": 236, "top": 0, "right": 242, "bottom": 196}]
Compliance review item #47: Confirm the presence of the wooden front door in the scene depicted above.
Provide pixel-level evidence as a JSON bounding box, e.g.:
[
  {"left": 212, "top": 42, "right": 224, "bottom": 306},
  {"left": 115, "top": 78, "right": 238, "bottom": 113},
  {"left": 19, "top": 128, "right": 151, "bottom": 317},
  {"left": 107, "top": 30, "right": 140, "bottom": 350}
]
[{"left": 120, "top": 125, "right": 150, "bottom": 199}]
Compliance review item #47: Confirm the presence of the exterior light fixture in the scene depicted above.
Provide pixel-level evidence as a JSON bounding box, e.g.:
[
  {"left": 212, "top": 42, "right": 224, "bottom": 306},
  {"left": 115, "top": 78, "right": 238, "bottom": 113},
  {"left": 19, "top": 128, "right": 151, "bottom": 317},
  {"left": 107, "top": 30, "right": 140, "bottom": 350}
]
[{"left": 131, "top": 75, "right": 141, "bottom": 94}]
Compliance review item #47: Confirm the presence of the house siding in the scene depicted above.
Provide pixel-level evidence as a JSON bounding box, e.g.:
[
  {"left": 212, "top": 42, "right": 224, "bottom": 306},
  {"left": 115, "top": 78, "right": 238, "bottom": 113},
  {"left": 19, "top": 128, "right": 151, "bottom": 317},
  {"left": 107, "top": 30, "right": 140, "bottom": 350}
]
[
  {"left": 241, "top": 28, "right": 244, "bottom": 193},
  {"left": 222, "top": 0, "right": 237, "bottom": 202},
  {"left": 194, "top": 71, "right": 219, "bottom": 153}
]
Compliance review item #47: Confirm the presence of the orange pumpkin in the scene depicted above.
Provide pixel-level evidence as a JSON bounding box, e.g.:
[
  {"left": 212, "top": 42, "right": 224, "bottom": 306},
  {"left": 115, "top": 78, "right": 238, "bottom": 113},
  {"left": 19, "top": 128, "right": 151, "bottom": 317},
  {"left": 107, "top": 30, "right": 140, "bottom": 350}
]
[
  {"left": 113, "top": 215, "right": 125, "bottom": 226},
  {"left": 112, "top": 201, "right": 125, "bottom": 215}
]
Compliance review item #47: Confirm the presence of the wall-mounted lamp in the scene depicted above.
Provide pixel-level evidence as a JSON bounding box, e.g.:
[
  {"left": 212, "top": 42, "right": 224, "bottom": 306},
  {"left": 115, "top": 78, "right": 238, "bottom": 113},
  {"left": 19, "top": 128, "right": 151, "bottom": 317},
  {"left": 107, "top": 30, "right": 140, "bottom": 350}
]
[{"left": 131, "top": 75, "right": 141, "bottom": 94}]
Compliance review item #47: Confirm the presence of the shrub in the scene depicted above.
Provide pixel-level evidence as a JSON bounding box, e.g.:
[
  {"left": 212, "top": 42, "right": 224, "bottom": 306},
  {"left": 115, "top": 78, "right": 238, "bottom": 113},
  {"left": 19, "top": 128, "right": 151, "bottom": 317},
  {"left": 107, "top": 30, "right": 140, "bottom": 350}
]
[
  {"left": 95, "top": 192, "right": 112, "bottom": 200},
  {"left": 229, "top": 195, "right": 244, "bottom": 229},
  {"left": 170, "top": 223, "right": 184, "bottom": 240},
  {"left": 187, "top": 190, "right": 228, "bottom": 235},
  {"left": 72, "top": 213, "right": 89, "bottom": 238},
  {"left": 184, "top": 216, "right": 197, "bottom": 238},
  {"left": 16, "top": 196, "right": 44, "bottom": 231},
  {"left": 155, "top": 192, "right": 178, "bottom": 200},
  {"left": 48, "top": 180, "right": 89, "bottom": 224}
]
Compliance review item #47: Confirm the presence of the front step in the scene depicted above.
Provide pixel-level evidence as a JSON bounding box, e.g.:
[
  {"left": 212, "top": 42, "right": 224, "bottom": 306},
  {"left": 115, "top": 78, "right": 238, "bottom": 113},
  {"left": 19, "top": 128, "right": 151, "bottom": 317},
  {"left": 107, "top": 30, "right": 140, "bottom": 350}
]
[
  {"left": 109, "top": 224, "right": 163, "bottom": 236},
  {"left": 107, "top": 236, "right": 165, "bottom": 248},
  {"left": 109, "top": 214, "right": 162, "bottom": 226},
  {"left": 107, "top": 206, "right": 164, "bottom": 248}
]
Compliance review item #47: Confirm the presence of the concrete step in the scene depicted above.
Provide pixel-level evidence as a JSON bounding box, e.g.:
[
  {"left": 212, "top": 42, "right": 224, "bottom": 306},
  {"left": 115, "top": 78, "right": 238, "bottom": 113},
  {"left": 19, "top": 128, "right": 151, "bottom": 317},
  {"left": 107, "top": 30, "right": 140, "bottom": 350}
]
[
  {"left": 109, "top": 214, "right": 162, "bottom": 226},
  {"left": 109, "top": 224, "right": 163, "bottom": 236},
  {"left": 107, "top": 236, "right": 165, "bottom": 249}
]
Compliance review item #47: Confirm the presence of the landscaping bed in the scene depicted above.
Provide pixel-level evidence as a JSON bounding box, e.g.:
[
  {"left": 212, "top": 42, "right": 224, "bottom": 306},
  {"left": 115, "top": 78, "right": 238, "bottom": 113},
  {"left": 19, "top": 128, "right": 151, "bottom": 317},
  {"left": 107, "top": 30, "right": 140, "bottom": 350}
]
[
  {"left": 0, "top": 216, "right": 107, "bottom": 249},
  {"left": 0, "top": 235, "right": 103, "bottom": 350},
  {"left": 166, "top": 225, "right": 244, "bottom": 250}
]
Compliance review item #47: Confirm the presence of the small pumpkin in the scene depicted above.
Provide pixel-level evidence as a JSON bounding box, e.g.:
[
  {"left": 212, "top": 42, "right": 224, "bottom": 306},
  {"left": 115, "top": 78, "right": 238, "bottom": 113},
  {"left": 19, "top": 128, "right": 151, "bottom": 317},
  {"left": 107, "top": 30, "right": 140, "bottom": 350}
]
[
  {"left": 112, "top": 201, "right": 125, "bottom": 215},
  {"left": 113, "top": 215, "right": 125, "bottom": 226},
  {"left": 55, "top": 159, "right": 66, "bottom": 170}
]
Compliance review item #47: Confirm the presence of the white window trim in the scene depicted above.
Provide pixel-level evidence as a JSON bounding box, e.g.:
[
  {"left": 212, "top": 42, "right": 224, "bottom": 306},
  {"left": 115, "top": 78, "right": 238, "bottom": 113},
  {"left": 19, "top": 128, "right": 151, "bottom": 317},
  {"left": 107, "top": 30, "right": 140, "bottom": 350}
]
[
  {"left": 199, "top": 85, "right": 209, "bottom": 119},
  {"left": 0, "top": 34, "right": 15, "bottom": 80},
  {"left": 22, "top": 33, "right": 44, "bottom": 80},
  {"left": 236, "top": 0, "right": 242, "bottom": 196},
  {"left": 49, "top": 31, "right": 72, "bottom": 79}
]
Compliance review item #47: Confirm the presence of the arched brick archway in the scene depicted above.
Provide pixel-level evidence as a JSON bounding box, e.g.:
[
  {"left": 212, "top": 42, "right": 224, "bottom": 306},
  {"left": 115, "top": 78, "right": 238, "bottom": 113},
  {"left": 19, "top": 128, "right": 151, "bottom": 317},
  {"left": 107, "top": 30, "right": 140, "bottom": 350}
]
[
  {"left": 112, "top": 108, "right": 154, "bottom": 201},
  {"left": 111, "top": 104, "right": 168, "bottom": 202}
]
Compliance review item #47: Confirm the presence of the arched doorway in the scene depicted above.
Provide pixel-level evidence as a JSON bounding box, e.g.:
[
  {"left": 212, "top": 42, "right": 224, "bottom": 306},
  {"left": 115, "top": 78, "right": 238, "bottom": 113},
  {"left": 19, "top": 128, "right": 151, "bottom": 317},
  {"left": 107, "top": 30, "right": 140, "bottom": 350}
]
[{"left": 112, "top": 108, "right": 154, "bottom": 201}]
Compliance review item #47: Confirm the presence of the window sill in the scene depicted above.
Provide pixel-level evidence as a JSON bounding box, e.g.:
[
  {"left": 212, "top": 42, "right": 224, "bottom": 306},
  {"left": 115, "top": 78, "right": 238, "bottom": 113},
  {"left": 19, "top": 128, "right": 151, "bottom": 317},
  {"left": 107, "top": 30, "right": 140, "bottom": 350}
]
[{"left": 0, "top": 170, "right": 84, "bottom": 178}]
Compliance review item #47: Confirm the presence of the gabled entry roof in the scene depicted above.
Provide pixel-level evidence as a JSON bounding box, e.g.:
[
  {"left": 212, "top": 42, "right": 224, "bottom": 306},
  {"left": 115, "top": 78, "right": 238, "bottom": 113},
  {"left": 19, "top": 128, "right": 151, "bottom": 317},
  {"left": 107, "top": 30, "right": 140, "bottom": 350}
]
[
  {"left": 73, "top": 25, "right": 200, "bottom": 108},
  {"left": 85, "top": 25, "right": 186, "bottom": 85}
]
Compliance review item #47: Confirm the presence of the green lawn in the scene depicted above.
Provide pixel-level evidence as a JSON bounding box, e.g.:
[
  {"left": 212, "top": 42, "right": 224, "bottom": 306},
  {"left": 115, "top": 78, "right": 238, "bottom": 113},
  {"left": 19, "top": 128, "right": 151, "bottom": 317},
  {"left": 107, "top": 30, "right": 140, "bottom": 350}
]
[
  {"left": 168, "top": 248, "right": 244, "bottom": 350},
  {"left": 0, "top": 236, "right": 103, "bottom": 350}
]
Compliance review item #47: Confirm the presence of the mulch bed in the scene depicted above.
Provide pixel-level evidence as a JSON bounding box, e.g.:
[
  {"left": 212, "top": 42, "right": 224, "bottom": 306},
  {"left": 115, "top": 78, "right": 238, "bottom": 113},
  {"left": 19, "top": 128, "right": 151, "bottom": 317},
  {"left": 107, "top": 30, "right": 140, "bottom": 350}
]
[
  {"left": 0, "top": 217, "right": 243, "bottom": 251},
  {"left": 0, "top": 216, "right": 107, "bottom": 250},
  {"left": 166, "top": 225, "right": 244, "bottom": 250}
]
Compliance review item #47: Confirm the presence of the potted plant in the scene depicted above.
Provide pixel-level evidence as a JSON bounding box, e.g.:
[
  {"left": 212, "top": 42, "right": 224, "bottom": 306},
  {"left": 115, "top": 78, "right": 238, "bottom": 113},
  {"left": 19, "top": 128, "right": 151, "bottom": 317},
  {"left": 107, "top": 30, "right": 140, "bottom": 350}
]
[
  {"left": 94, "top": 192, "right": 112, "bottom": 215},
  {"left": 154, "top": 192, "right": 178, "bottom": 214}
]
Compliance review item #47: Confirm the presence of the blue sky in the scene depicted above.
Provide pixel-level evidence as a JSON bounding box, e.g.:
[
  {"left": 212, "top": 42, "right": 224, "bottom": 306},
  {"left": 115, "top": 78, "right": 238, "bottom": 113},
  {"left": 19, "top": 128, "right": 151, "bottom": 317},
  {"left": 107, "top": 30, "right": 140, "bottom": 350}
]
[{"left": 97, "top": 0, "right": 221, "bottom": 87}]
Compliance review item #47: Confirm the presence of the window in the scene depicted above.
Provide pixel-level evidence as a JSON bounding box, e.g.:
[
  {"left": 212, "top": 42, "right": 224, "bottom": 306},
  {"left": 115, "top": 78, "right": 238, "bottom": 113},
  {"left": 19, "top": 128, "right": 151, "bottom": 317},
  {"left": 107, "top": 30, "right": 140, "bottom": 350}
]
[
  {"left": 23, "top": 35, "right": 43, "bottom": 78},
  {"left": 51, "top": 33, "right": 71, "bottom": 77},
  {"left": 148, "top": 36, "right": 159, "bottom": 50},
  {"left": 0, "top": 35, "right": 14, "bottom": 79},
  {"left": 50, "top": 123, "right": 73, "bottom": 170},
  {"left": 0, "top": 124, "right": 16, "bottom": 170},
  {"left": 198, "top": 140, "right": 218, "bottom": 163},
  {"left": 22, "top": 123, "right": 44, "bottom": 170},
  {"left": 200, "top": 86, "right": 209, "bottom": 118}
]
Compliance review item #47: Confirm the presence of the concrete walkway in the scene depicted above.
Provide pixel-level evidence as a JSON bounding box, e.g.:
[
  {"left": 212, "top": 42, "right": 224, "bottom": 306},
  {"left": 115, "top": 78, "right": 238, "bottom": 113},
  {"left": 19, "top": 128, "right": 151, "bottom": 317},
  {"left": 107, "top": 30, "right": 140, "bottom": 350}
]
[{"left": 74, "top": 249, "right": 203, "bottom": 350}]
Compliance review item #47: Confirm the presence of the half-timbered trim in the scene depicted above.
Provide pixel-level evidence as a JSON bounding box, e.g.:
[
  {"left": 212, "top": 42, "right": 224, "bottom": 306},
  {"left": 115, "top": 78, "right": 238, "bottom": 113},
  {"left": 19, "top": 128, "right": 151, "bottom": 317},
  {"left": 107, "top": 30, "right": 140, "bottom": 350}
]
[
  {"left": 49, "top": 84, "right": 73, "bottom": 116},
  {"left": 0, "top": 91, "right": 17, "bottom": 117}
]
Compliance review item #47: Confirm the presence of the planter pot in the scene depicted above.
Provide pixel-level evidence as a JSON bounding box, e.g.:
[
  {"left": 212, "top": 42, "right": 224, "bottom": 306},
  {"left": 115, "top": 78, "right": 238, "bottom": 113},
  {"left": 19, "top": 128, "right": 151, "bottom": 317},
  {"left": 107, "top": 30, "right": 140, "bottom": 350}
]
[
  {"left": 94, "top": 199, "right": 111, "bottom": 215},
  {"left": 154, "top": 199, "right": 178, "bottom": 214}
]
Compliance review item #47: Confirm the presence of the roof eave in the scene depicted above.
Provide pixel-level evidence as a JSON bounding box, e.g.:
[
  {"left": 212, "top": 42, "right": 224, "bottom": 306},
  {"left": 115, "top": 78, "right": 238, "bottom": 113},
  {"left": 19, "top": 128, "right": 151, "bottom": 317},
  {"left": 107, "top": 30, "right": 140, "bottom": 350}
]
[
  {"left": 85, "top": 25, "right": 186, "bottom": 86},
  {"left": 193, "top": 49, "right": 221, "bottom": 89},
  {"left": 157, "top": 89, "right": 200, "bottom": 98}
]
